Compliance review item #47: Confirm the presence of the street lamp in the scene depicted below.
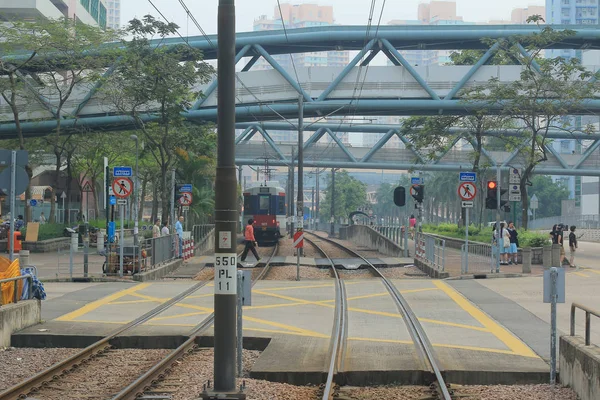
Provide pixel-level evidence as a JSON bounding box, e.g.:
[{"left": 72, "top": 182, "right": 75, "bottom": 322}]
[{"left": 130, "top": 135, "right": 139, "bottom": 256}]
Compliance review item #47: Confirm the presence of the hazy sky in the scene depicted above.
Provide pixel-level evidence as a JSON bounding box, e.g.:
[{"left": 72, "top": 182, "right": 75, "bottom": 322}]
[{"left": 121, "top": 0, "right": 546, "bottom": 36}]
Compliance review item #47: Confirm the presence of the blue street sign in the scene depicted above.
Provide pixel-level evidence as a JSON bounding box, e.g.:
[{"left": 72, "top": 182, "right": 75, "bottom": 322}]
[
  {"left": 411, "top": 177, "right": 423, "bottom": 185},
  {"left": 109, "top": 196, "right": 116, "bottom": 206},
  {"left": 113, "top": 166, "right": 132, "bottom": 177},
  {"left": 29, "top": 199, "right": 37, "bottom": 207},
  {"left": 459, "top": 172, "right": 477, "bottom": 182},
  {"left": 142, "top": 225, "right": 148, "bottom": 231},
  {"left": 108, "top": 222, "right": 116, "bottom": 243},
  {"left": 179, "top": 184, "right": 193, "bottom": 193}
]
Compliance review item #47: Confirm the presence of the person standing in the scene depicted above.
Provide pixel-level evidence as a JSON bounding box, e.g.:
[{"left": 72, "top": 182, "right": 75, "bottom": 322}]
[
  {"left": 568, "top": 225, "right": 578, "bottom": 268},
  {"left": 161, "top": 222, "right": 170, "bottom": 236},
  {"left": 175, "top": 216, "right": 184, "bottom": 258},
  {"left": 241, "top": 219, "right": 260, "bottom": 262},
  {"left": 507, "top": 222, "right": 519, "bottom": 265},
  {"left": 152, "top": 219, "right": 161, "bottom": 238},
  {"left": 39, "top": 212, "right": 46, "bottom": 225}
]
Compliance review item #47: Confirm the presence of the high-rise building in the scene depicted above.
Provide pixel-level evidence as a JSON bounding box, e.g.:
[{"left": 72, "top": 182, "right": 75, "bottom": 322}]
[
  {"left": 251, "top": 4, "right": 350, "bottom": 143},
  {"left": 106, "top": 0, "right": 120, "bottom": 30},
  {"left": 547, "top": 0, "right": 599, "bottom": 208},
  {"left": 0, "top": 0, "right": 109, "bottom": 28},
  {"left": 511, "top": 5, "right": 546, "bottom": 24}
]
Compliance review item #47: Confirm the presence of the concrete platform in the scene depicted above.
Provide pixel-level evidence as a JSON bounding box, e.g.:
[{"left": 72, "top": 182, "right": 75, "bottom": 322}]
[{"left": 13, "top": 279, "right": 550, "bottom": 386}]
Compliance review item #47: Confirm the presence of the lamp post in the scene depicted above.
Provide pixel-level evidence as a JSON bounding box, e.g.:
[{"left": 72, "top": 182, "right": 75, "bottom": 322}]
[{"left": 130, "top": 135, "right": 139, "bottom": 256}]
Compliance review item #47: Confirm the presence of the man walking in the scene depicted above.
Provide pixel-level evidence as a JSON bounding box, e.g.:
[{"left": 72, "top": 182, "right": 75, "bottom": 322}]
[
  {"left": 175, "top": 216, "right": 184, "bottom": 258},
  {"left": 241, "top": 219, "right": 260, "bottom": 262}
]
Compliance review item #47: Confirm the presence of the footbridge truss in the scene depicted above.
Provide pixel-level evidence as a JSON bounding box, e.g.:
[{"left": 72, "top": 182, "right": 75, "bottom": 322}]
[{"left": 233, "top": 122, "right": 600, "bottom": 177}]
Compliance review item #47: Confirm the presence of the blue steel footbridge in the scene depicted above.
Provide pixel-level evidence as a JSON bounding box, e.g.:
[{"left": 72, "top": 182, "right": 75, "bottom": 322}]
[{"left": 2, "top": 25, "right": 600, "bottom": 175}]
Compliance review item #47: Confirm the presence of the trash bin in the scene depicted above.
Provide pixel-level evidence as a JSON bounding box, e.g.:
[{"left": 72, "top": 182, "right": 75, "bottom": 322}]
[{"left": 8, "top": 230, "right": 23, "bottom": 253}]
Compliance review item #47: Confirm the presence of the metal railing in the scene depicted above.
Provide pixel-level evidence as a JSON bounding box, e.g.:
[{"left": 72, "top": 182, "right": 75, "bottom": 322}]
[
  {"left": 461, "top": 243, "right": 496, "bottom": 274},
  {"left": 415, "top": 232, "right": 446, "bottom": 271},
  {"left": 145, "top": 234, "right": 177, "bottom": 270},
  {"left": 0, "top": 275, "right": 33, "bottom": 306},
  {"left": 192, "top": 224, "right": 214, "bottom": 244},
  {"left": 570, "top": 303, "right": 600, "bottom": 346}
]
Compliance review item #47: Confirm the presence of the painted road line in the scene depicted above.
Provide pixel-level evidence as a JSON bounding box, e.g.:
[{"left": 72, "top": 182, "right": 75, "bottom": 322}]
[
  {"left": 434, "top": 281, "right": 539, "bottom": 358},
  {"left": 56, "top": 283, "right": 152, "bottom": 321},
  {"left": 584, "top": 269, "right": 600, "bottom": 275},
  {"left": 573, "top": 272, "right": 590, "bottom": 277}
]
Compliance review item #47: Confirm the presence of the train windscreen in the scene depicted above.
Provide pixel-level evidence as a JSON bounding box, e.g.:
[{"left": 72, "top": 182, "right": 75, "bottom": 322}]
[{"left": 259, "top": 195, "right": 270, "bottom": 212}]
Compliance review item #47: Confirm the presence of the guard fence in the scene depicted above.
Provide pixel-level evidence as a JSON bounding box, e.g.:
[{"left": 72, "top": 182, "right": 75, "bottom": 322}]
[
  {"left": 374, "top": 225, "right": 409, "bottom": 253},
  {"left": 0, "top": 275, "right": 33, "bottom": 306},
  {"left": 570, "top": 303, "right": 599, "bottom": 346},
  {"left": 461, "top": 243, "right": 498, "bottom": 274},
  {"left": 193, "top": 224, "right": 214, "bottom": 244},
  {"left": 415, "top": 232, "right": 446, "bottom": 272}
]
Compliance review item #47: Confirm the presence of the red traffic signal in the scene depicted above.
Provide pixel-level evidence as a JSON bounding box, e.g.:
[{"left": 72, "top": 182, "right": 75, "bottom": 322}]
[{"left": 487, "top": 181, "right": 497, "bottom": 190}]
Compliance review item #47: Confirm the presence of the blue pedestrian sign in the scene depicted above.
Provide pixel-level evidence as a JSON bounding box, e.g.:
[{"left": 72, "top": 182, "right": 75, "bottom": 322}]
[
  {"left": 179, "top": 184, "right": 193, "bottom": 193},
  {"left": 109, "top": 196, "right": 116, "bottom": 206},
  {"left": 113, "top": 166, "right": 132, "bottom": 177},
  {"left": 459, "top": 172, "right": 477, "bottom": 182},
  {"left": 29, "top": 199, "right": 37, "bottom": 207},
  {"left": 411, "top": 177, "right": 423, "bottom": 185}
]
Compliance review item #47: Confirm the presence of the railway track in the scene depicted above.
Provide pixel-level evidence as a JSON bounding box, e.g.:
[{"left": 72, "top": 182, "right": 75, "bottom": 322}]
[
  {"left": 110, "top": 243, "right": 278, "bottom": 400},
  {"left": 0, "top": 245, "right": 278, "bottom": 400},
  {"left": 305, "top": 231, "right": 452, "bottom": 400}
]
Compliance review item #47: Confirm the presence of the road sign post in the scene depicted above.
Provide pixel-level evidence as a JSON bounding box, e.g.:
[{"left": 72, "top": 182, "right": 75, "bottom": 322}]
[
  {"left": 544, "top": 267, "right": 565, "bottom": 385},
  {"left": 458, "top": 175, "right": 477, "bottom": 274},
  {"left": 112, "top": 176, "right": 133, "bottom": 278},
  {"left": 293, "top": 230, "right": 304, "bottom": 281}
]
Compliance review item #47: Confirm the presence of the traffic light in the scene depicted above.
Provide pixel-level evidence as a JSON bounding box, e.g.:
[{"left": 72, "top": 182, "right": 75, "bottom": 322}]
[
  {"left": 411, "top": 184, "right": 424, "bottom": 203},
  {"left": 393, "top": 186, "right": 406, "bottom": 207},
  {"left": 485, "top": 181, "right": 509, "bottom": 211}
]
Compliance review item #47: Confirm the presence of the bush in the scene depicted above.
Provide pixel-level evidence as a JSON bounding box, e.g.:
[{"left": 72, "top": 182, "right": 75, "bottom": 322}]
[
  {"left": 21, "top": 223, "right": 65, "bottom": 241},
  {"left": 519, "top": 231, "right": 550, "bottom": 248}
]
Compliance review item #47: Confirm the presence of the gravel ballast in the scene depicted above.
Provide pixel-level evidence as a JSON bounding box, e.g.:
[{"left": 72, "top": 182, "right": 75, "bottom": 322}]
[
  {"left": 150, "top": 348, "right": 320, "bottom": 400},
  {"left": 0, "top": 347, "right": 81, "bottom": 391},
  {"left": 263, "top": 265, "right": 332, "bottom": 280}
]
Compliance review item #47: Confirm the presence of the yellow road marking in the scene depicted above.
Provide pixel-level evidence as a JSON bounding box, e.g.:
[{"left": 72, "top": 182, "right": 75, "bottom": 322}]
[
  {"left": 108, "top": 299, "right": 157, "bottom": 305},
  {"left": 347, "top": 337, "right": 534, "bottom": 357},
  {"left": 259, "top": 283, "right": 334, "bottom": 291},
  {"left": 418, "top": 318, "right": 489, "bottom": 332},
  {"left": 186, "top": 293, "right": 213, "bottom": 299},
  {"left": 56, "top": 283, "right": 152, "bottom": 321},
  {"left": 434, "top": 281, "right": 538, "bottom": 358},
  {"left": 151, "top": 311, "right": 211, "bottom": 321},
  {"left": 130, "top": 292, "right": 214, "bottom": 312},
  {"left": 573, "top": 272, "right": 590, "bottom": 277},
  {"left": 587, "top": 269, "right": 600, "bottom": 275},
  {"left": 242, "top": 315, "right": 329, "bottom": 337}
]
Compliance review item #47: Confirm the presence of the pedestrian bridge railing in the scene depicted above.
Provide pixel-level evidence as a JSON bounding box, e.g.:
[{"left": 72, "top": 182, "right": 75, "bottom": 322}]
[
  {"left": 570, "top": 303, "right": 600, "bottom": 346},
  {"left": 415, "top": 232, "right": 445, "bottom": 272}
]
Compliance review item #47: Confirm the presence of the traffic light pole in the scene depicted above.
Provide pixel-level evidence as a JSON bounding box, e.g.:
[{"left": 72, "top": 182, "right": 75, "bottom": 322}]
[
  {"left": 297, "top": 95, "right": 304, "bottom": 256},
  {"left": 495, "top": 166, "right": 501, "bottom": 273}
]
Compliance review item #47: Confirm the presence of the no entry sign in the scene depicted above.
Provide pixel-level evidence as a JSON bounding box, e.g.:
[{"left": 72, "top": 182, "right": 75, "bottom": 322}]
[
  {"left": 458, "top": 182, "right": 477, "bottom": 201},
  {"left": 112, "top": 177, "right": 133, "bottom": 199}
]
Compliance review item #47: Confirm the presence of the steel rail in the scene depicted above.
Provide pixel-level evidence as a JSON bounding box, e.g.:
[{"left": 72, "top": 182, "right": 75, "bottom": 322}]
[
  {"left": 303, "top": 236, "right": 347, "bottom": 400},
  {"left": 0, "top": 280, "right": 210, "bottom": 400},
  {"left": 111, "top": 243, "right": 279, "bottom": 399},
  {"left": 305, "top": 231, "right": 452, "bottom": 400}
]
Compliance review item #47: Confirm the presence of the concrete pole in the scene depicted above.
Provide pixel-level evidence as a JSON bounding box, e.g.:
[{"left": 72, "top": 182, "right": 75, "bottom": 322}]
[
  {"left": 495, "top": 165, "right": 501, "bottom": 273},
  {"left": 316, "top": 170, "right": 320, "bottom": 230},
  {"left": 311, "top": 186, "right": 315, "bottom": 229},
  {"left": 290, "top": 146, "right": 295, "bottom": 238},
  {"left": 213, "top": 0, "right": 238, "bottom": 392},
  {"left": 330, "top": 168, "right": 335, "bottom": 236}
]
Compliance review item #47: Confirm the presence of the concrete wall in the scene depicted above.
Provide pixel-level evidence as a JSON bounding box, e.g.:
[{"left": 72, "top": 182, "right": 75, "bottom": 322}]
[
  {"left": 559, "top": 335, "right": 600, "bottom": 400},
  {"left": 339, "top": 225, "right": 405, "bottom": 257},
  {"left": 194, "top": 229, "right": 215, "bottom": 256},
  {"left": 0, "top": 300, "right": 40, "bottom": 347},
  {"left": 133, "top": 259, "right": 183, "bottom": 282}
]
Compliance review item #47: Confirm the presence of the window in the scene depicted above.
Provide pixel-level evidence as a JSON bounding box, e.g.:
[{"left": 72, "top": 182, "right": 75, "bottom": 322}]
[
  {"left": 259, "top": 195, "right": 270, "bottom": 211},
  {"left": 80, "top": 0, "right": 90, "bottom": 11}
]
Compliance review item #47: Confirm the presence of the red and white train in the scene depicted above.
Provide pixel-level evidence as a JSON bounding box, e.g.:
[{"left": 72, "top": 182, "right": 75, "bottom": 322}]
[{"left": 243, "top": 183, "right": 286, "bottom": 245}]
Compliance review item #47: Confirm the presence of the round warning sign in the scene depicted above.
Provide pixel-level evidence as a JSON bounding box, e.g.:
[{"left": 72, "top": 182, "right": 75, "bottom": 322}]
[
  {"left": 458, "top": 182, "right": 477, "bottom": 201},
  {"left": 112, "top": 177, "right": 133, "bottom": 199},
  {"left": 178, "top": 192, "right": 193, "bottom": 206}
]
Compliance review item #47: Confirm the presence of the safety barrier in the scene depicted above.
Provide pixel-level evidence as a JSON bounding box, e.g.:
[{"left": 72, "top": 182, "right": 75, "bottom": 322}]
[
  {"left": 145, "top": 234, "right": 177, "bottom": 269},
  {"left": 415, "top": 232, "right": 445, "bottom": 271},
  {"left": 182, "top": 238, "right": 194, "bottom": 261},
  {"left": 0, "top": 275, "right": 33, "bottom": 306},
  {"left": 193, "top": 224, "right": 214, "bottom": 244},
  {"left": 461, "top": 243, "right": 496, "bottom": 274},
  {"left": 571, "top": 303, "right": 600, "bottom": 346}
]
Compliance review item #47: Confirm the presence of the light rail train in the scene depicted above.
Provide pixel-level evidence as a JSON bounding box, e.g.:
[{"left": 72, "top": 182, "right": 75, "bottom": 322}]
[{"left": 243, "top": 183, "right": 286, "bottom": 245}]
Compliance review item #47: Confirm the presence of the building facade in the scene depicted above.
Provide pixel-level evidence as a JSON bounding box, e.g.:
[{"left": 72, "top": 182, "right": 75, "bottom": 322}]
[
  {"left": 105, "top": 0, "right": 120, "bottom": 30},
  {"left": 1, "top": 0, "right": 108, "bottom": 28}
]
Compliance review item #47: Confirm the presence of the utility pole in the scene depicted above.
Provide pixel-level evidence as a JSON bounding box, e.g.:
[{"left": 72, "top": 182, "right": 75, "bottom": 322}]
[
  {"left": 311, "top": 186, "right": 315, "bottom": 230},
  {"left": 297, "top": 95, "right": 304, "bottom": 255},
  {"left": 208, "top": 0, "right": 240, "bottom": 396},
  {"left": 290, "top": 146, "right": 295, "bottom": 238},
  {"left": 330, "top": 168, "right": 335, "bottom": 236},
  {"left": 315, "top": 169, "right": 320, "bottom": 230}
]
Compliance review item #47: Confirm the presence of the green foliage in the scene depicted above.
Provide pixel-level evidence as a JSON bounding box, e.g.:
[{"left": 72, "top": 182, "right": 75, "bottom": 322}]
[
  {"left": 422, "top": 224, "right": 550, "bottom": 247},
  {"left": 21, "top": 223, "right": 65, "bottom": 241},
  {"left": 320, "top": 170, "right": 367, "bottom": 221},
  {"left": 528, "top": 175, "right": 571, "bottom": 219}
]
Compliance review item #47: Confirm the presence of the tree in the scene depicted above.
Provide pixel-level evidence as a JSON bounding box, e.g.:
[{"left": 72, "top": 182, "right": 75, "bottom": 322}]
[
  {"left": 26, "top": 18, "right": 119, "bottom": 222},
  {"left": 481, "top": 16, "right": 597, "bottom": 229},
  {"left": 319, "top": 170, "right": 367, "bottom": 222},
  {"left": 103, "top": 16, "right": 213, "bottom": 221},
  {"left": 528, "top": 175, "right": 571, "bottom": 219}
]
